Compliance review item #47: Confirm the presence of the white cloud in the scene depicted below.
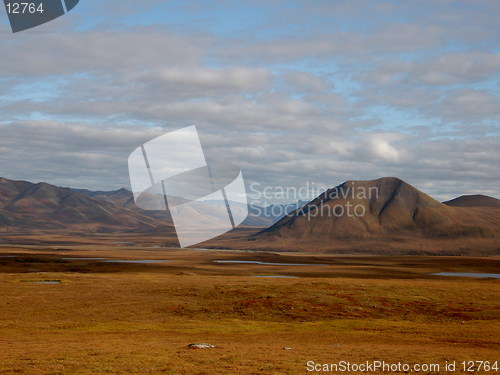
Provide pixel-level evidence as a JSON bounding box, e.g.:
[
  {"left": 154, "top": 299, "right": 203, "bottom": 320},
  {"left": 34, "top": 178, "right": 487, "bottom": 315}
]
[
  {"left": 364, "top": 52, "right": 500, "bottom": 86},
  {"left": 216, "top": 23, "right": 443, "bottom": 63},
  {"left": 370, "top": 138, "right": 400, "bottom": 162},
  {"left": 155, "top": 67, "right": 271, "bottom": 92},
  {"left": 0, "top": 30, "right": 210, "bottom": 76},
  {"left": 284, "top": 71, "right": 331, "bottom": 92},
  {"left": 0, "top": 0, "right": 498, "bottom": 201},
  {"left": 439, "top": 89, "right": 499, "bottom": 122}
]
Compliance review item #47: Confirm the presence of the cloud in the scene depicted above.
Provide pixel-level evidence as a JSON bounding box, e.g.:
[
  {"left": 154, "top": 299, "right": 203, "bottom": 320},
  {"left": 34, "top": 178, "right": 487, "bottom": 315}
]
[
  {"left": 1, "top": 120, "right": 498, "bottom": 203},
  {"left": 0, "top": 30, "right": 211, "bottom": 76},
  {"left": 0, "top": 0, "right": 498, "bottom": 202},
  {"left": 284, "top": 71, "right": 331, "bottom": 93},
  {"left": 364, "top": 52, "right": 500, "bottom": 86},
  {"left": 216, "top": 23, "right": 444, "bottom": 63},
  {"left": 438, "top": 89, "right": 500, "bottom": 122},
  {"left": 153, "top": 67, "right": 271, "bottom": 92},
  {"left": 413, "top": 52, "right": 500, "bottom": 85},
  {"left": 370, "top": 137, "right": 401, "bottom": 162}
]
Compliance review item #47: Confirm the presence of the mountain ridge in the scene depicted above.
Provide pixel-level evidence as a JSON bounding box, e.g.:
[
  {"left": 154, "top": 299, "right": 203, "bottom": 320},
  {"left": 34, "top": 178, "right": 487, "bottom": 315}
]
[
  {"left": 0, "top": 177, "right": 169, "bottom": 231},
  {"left": 245, "top": 177, "right": 500, "bottom": 254},
  {"left": 1, "top": 176, "right": 499, "bottom": 255},
  {"left": 444, "top": 194, "right": 500, "bottom": 208}
]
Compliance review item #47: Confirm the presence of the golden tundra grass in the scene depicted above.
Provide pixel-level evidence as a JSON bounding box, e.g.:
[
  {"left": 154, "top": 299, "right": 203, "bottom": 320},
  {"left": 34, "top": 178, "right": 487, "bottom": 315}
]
[{"left": 0, "top": 248, "right": 498, "bottom": 374}]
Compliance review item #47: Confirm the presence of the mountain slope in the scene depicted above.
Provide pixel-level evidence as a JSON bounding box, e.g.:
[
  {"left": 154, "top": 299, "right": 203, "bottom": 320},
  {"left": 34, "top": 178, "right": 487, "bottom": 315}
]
[
  {"left": 0, "top": 177, "right": 169, "bottom": 231},
  {"left": 73, "top": 187, "right": 294, "bottom": 227},
  {"left": 70, "top": 187, "right": 137, "bottom": 208},
  {"left": 247, "top": 177, "right": 500, "bottom": 253},
  {"left": 444, "top": 194, "right": 500, "bottom": 208}
]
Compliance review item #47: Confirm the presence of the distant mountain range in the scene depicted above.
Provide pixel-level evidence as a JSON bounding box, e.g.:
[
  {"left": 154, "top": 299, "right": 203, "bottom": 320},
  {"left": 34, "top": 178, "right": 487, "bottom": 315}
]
[
  {"left": 0, "top": 176, "right": 499, "bottom": 255},
  {"left": 0, "top": 177, "right": 169, "bottom": 231},
  {"left": 0, "top": 177, "right": 299, "bottom": 231},
  {"left": 69, "top": 186, "right": 299, "bottom": 227}
]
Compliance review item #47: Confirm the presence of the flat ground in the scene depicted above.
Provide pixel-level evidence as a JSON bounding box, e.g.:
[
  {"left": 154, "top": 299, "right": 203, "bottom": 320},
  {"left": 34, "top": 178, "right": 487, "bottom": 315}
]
[{"left": 0, "top": 242, "right": 498, "bottom": 374}]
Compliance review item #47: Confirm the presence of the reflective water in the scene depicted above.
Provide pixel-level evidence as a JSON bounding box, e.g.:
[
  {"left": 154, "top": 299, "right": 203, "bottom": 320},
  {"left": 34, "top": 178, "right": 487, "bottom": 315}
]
[
  {"left": 100, "top": 260, "right": 170, "bottom": 264},
  {"left": 252, "top": 275, "right": 299, "bottom": 278},
  {"left": 432, "top": 272, "right": 500, "bottom": 279},
  {"left": 214, "top": 260, "right": 329, "bottom": 266}
]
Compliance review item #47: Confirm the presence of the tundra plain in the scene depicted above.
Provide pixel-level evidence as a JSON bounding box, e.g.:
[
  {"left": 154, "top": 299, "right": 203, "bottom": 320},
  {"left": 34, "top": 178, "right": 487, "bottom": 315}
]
[{"left": 0, "top": 239, "right": 498, "bottom": 375}]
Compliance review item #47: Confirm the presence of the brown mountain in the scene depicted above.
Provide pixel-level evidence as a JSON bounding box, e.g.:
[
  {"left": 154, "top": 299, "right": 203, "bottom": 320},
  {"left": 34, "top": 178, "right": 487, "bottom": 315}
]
[
  {"left": 2, "top": 176, "right": 499, "bottom": 255},
  {"left": 444, "top": 194, "right": 500, "bottom": 208},
  {"left": 70, "top": 187, "right": 180, "bottom": 222},
  {"left": 0, "top": 180, "right": 271, "bottom": 231},
  {"left": 0, "top": 177, "right": 169, "bottom": 231},
  {"left": 245, "top": 177, "right": 500, "bottom": 255},
  {"left": 71, "top": 187, "right": 136, "bottom": 208},
  {"left": 72, "top": 187, "right": 279, "bottom": 227}
]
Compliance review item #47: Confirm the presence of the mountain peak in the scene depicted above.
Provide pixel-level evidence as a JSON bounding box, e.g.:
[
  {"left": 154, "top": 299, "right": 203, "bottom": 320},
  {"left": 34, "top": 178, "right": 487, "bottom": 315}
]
[
  {"left": 444, "top": 194, "right": 500, "bottom": 208},
  {"left": 0, "top": 177, "right": 169, "bottom": 231},
  {"left": 254, "top": 177, "right": 499, "bottom": 249}
]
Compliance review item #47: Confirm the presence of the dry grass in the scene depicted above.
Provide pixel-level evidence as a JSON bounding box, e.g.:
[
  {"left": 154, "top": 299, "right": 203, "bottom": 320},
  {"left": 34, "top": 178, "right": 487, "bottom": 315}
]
[{"left": 0, "top": 246, "right": 499, "bottom": 374}]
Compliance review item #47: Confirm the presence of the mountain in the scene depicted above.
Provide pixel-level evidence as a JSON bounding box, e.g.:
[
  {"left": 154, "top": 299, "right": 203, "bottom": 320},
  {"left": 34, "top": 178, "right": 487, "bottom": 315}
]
[
  {"left": 70, "top": 187, "right": 136, "bottom": 208},
  {"left": 2, "top": 176, "right": 498, "bottom": 255},
  {"left": 248, "top": 200, "right": 310, "bottom": 225},
  {"left": 444, "top": 195, "right": 500, "bottom": 208},
  {"left": 0, "top": 177, "right": 169, "bottom": 231},
  {"left": 246, "top": 177, "right": 500, "bottom": 254},
  {"left": 72, "top": 187, "right": 300, "bottom": 227},
  {"left": 70, "top": 187, "right": 190, "bottom": 222}
]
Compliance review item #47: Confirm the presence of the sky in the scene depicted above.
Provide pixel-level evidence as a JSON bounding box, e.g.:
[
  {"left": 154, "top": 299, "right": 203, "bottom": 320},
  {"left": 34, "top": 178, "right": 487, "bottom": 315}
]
[{"left": 0, "top": 0, "right": 499, "bottom": 203}]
